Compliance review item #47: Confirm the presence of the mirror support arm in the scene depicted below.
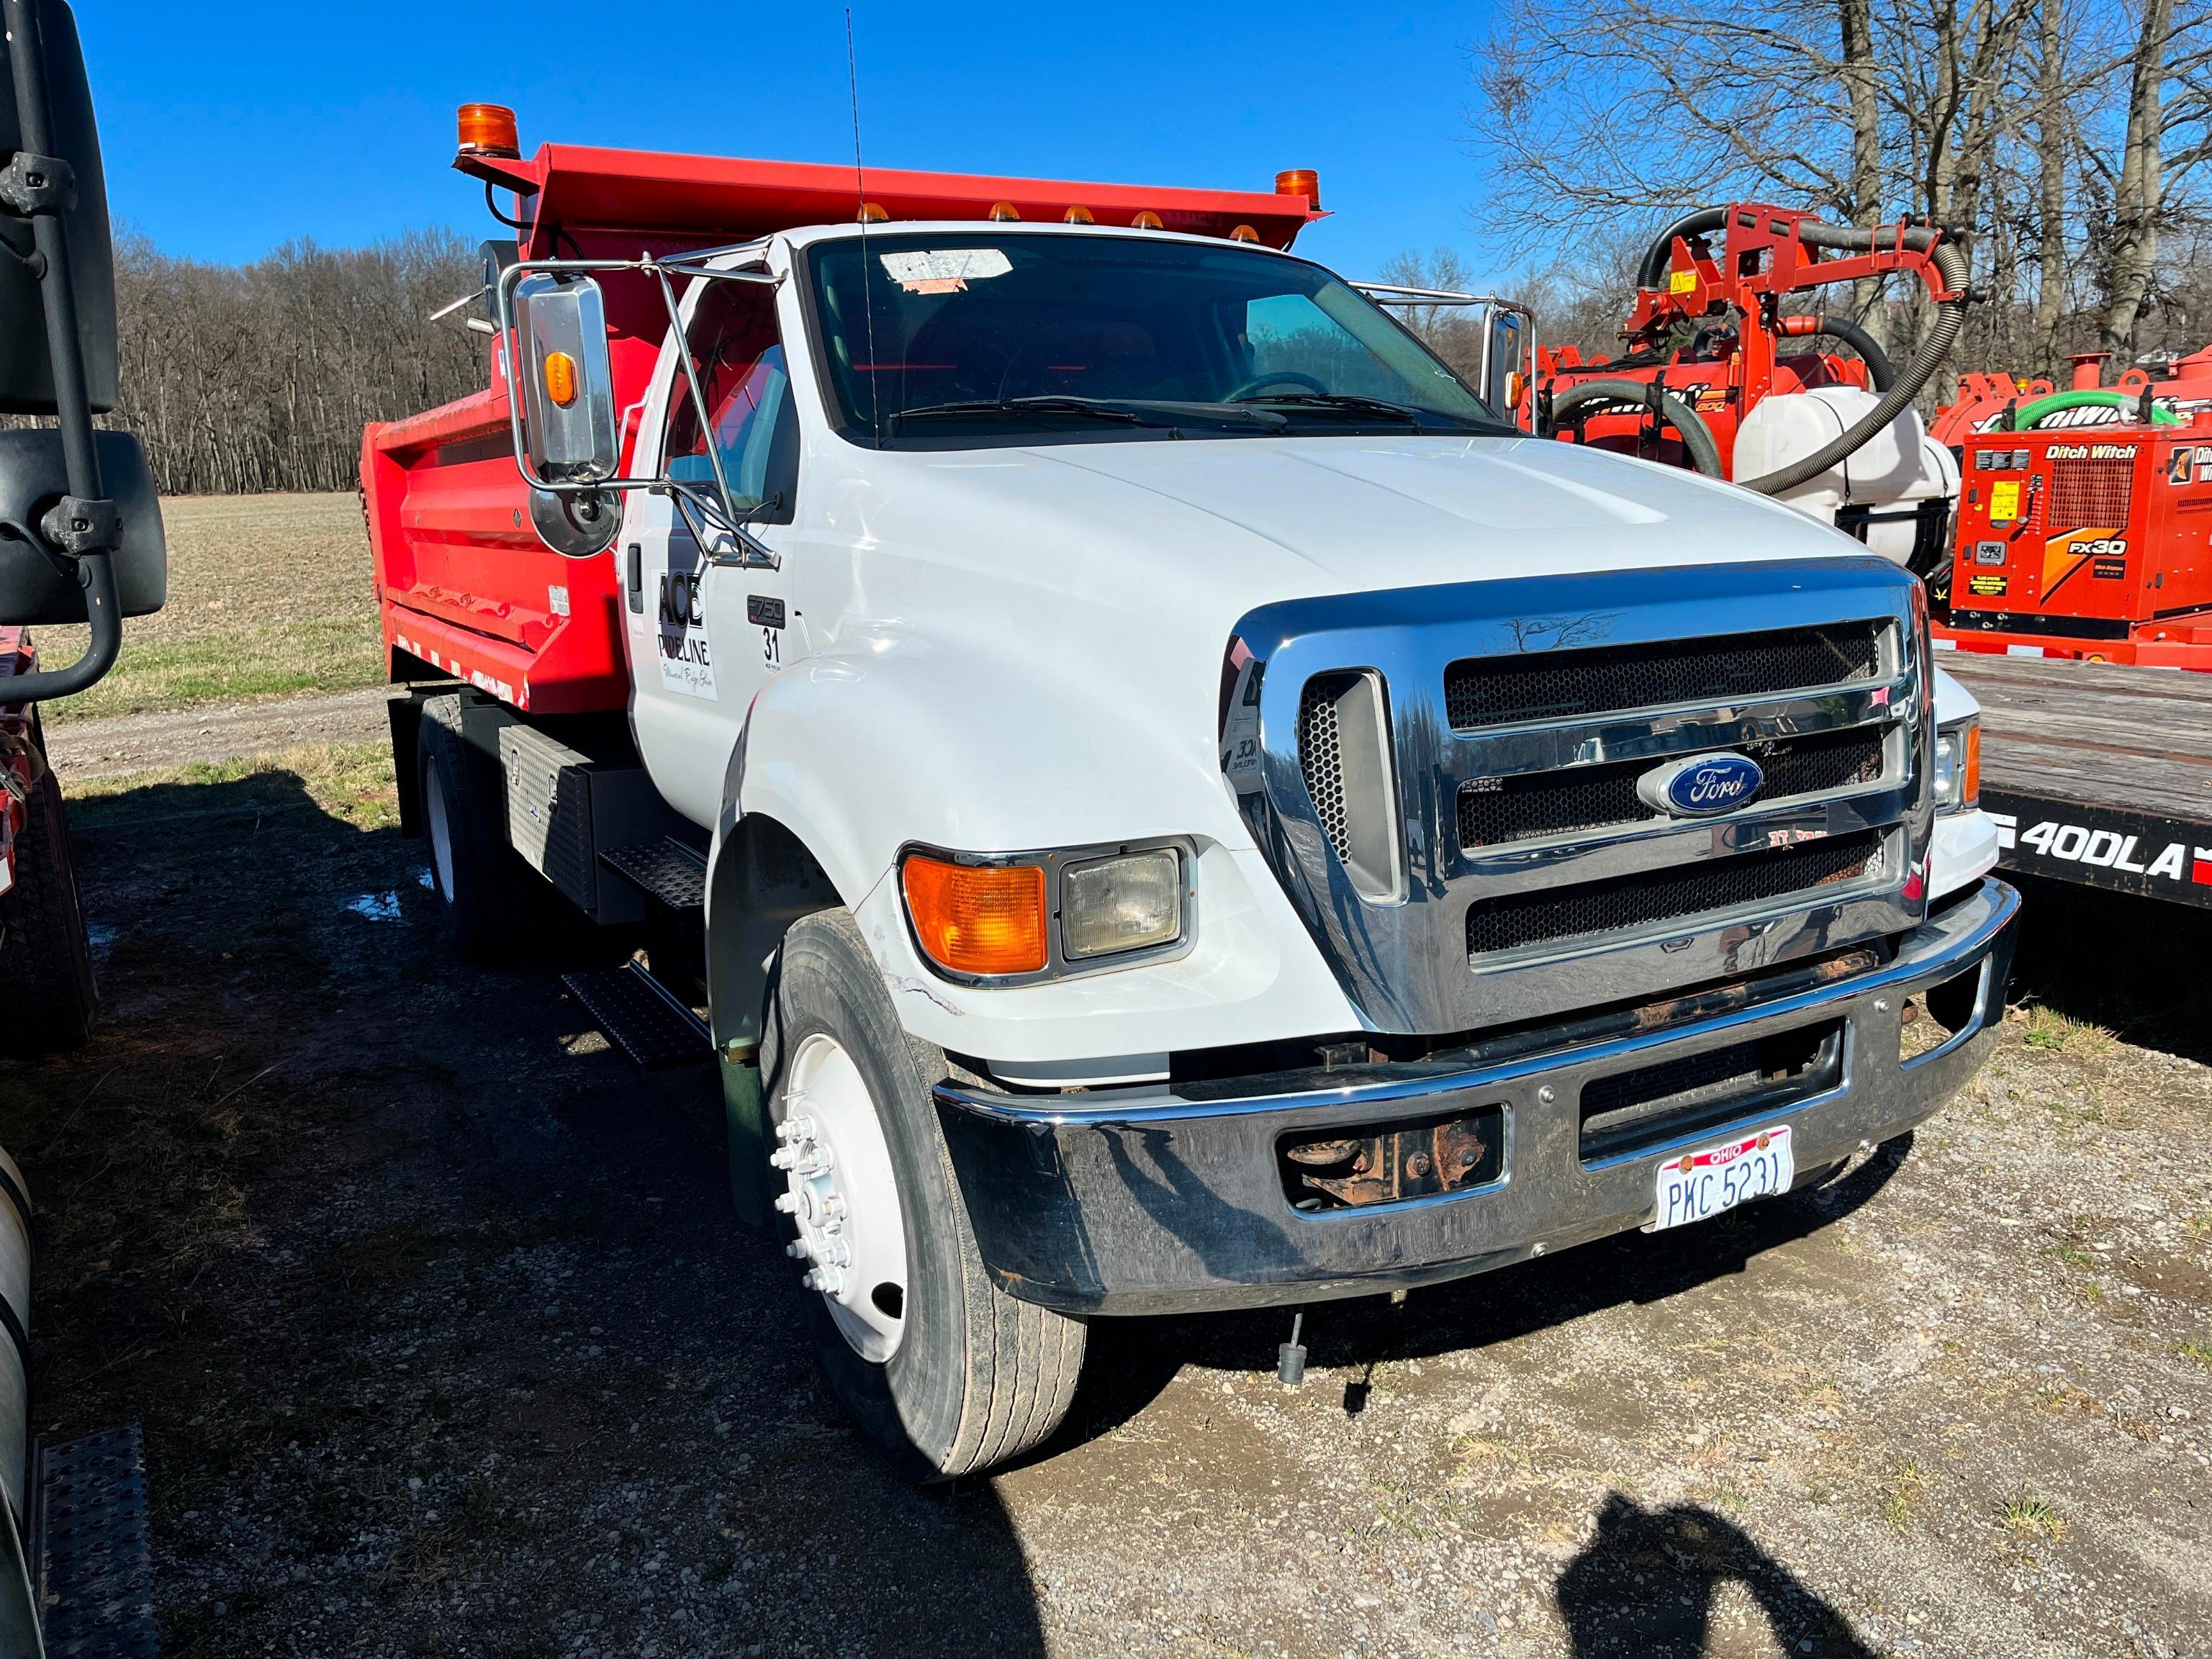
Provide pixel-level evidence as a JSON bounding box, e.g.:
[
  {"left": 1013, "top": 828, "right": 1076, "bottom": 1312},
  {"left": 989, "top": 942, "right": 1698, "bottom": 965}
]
[
  {"left": 496, "top": 249, "right": 782, "bottom": 567},
  {"left": 0, "top": 0, "right": 121, "bottom": 702}
]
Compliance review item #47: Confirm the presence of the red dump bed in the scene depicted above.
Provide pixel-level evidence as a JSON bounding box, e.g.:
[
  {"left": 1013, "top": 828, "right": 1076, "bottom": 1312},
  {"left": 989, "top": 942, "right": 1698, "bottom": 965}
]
[{"left": 363, "top": 143, "right": 1324, "bottom": 713}]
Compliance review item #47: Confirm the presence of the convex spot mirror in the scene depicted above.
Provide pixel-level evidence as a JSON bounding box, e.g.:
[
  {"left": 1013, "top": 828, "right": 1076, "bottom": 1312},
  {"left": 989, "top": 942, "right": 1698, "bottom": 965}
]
[
  {"left": 0, "top": 429, "right": 165, "bottom": 624},
  {"left": 513, "top": 273, "right": 619, "bottom": 485}
]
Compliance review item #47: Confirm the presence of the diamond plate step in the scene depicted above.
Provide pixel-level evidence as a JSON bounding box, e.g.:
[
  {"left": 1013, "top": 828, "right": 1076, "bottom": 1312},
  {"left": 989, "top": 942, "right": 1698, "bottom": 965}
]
[
  {"left": 30, "top": 1424, "right": 158, "bottom": 1658},
  {"left": 561, "top": 961, "right": 713, "bottom": 1070},
  {"left": 600, "top": 838, "right": 706, "bottom": 912}
]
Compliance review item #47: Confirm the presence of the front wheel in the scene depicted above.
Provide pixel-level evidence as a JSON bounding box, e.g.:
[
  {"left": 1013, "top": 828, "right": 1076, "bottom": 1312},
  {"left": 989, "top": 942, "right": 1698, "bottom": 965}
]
[{"left": 762, "top": 908, "right": 1085, "bottom": 1481}]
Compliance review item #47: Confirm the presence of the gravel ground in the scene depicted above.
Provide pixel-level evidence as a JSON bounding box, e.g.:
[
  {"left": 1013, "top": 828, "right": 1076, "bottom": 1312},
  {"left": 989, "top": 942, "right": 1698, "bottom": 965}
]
[
  {"left": 1, "top": 744, "right": 2206, "bottom": 1659},
  {"left": 41, "top": 687, "right": 395, "bottom": 782}
]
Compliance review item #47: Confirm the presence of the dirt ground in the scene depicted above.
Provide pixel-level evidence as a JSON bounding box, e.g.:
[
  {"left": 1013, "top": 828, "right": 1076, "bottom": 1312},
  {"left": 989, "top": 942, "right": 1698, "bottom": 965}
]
[{"left": 0, "top": 734, "right": 2199, "bottom": 1659}]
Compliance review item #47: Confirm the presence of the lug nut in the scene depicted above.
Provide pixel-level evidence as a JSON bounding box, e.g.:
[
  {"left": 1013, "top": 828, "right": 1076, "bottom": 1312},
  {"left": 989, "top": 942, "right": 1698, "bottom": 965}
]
[
  {"left": 772, "top": 1193, "right": 798, "bottom": 1213},
  {"left": 785, "top": 1242, "right": 808, "bottom": 1259}
]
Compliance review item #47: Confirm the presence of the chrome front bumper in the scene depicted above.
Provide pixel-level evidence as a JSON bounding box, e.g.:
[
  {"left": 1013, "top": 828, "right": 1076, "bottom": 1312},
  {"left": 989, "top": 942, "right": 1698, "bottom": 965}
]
[{"left": 934, "top": 878, "right": 2018, "bottom": 1316}]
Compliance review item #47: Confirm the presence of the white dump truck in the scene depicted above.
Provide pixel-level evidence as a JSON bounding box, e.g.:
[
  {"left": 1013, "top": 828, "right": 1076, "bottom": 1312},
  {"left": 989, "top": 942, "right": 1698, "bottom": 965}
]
[{"left": 366, "top": 119, "right": 2013, "bottom": 1479}]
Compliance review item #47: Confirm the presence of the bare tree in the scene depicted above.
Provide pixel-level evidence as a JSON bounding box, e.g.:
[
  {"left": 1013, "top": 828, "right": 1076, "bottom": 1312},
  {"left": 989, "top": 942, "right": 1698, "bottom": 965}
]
[
  {"left": 1468, "top": 0, "right": 2212, "bottom": 376},
  {"left": 96, "top": 229, "right": 487, "bottom": 495}
]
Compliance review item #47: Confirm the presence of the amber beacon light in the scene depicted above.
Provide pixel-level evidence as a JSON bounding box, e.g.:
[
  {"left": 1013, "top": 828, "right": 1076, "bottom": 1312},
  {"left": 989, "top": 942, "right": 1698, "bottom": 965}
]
[
  {"left": 457, "top": 103, "right": 521, "bottom": 160},
  {"left": 902, "top": 855, "right": 1048, "bottom": 977},
  {"left": 1274, "top": 168, "right": 1320, "bottom": 210}
]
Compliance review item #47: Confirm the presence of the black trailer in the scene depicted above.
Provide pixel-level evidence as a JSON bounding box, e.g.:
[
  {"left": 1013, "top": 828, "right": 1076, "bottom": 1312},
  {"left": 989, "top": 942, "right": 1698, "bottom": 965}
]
[{"left": 1942, "top": 651, "right": 2212, "bottom": 908}]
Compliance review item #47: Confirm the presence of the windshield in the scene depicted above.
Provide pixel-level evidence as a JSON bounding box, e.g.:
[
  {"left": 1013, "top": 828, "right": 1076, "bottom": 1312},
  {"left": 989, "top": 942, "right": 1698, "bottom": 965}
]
[{"left": 802, "top": 231, "right": 1511, "bottom": 446}]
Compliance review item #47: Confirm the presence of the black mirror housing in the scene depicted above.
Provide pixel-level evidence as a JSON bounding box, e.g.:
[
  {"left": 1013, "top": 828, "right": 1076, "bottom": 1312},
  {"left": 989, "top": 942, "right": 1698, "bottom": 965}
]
[
  {"left": 0, "top": 428, "right": 164, "bottom": 623},
  {"left": 0, "top": 0, "right": 116, "bottom": 415}
]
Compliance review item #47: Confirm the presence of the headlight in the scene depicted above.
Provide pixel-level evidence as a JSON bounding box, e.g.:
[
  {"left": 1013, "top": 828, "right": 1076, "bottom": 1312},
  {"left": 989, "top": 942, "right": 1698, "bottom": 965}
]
[
  {"left": 1062, "top": 849, "right": 1183, "bottom": 959},
  {"left": 1933, "top": 718, "right": 1981, "bottom": 814}
]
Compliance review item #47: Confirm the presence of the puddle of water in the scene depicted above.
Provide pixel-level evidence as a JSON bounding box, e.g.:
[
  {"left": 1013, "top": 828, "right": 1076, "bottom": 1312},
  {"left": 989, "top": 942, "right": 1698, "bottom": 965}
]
[
  {"left": 346, "top": 892, "right": 403, "bottom": 923},
  {"left": 415, "top": 867, "right": 435, "bottom": 891},
  {"left": 86, "top": 921, "right": 118, "bottom": 950}
]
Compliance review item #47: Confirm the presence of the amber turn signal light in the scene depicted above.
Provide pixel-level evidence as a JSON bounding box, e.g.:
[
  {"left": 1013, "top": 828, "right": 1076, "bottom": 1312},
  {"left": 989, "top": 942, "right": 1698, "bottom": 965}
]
[
  {"left": 1274, "top": 168, "right": 1320, "bottom": 209},
  {"left": 1962, "top": 723, "right": 1981, "bottom": 806},
  {"left": 542, "top": 350, "right": 578, "bottom": 408},
  {"left": 902, "top": 855, "right": 1047, "bottom": 977},
  {"left": 457, "top": 103, "right": 521, "bottom": 160}
]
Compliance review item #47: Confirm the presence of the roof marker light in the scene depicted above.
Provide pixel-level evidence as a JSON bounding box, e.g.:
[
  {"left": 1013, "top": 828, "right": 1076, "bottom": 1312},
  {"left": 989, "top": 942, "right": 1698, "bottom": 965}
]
[
  {"left": 989, "top": 202, "right": 1021, "bottom": 222},
  {"left": 857, "top": 202, "right": 888, "bottom": 223},
  {"left": 1064, "top": 204, "right": 1094, "bottom": 224},
  {"left": 1229, "top": 224, "right": 1260, "bottom": 243},
  {"left": 456, "top": 103, "right": 520, "bottom": 161},
  {"left": 1274, "top": 168, "right": 1320, "bottom": 209},
  {"left": 1132, "top": 210, "right": 1163, "bottom": 230}
]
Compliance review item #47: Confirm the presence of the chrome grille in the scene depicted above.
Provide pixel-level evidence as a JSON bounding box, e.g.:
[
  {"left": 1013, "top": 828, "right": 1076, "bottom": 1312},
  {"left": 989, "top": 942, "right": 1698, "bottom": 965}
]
[
  {"left": 1222, "top": 559, "right": 1930, "bottom": 1036},
  {"left": 1466, "top": 830, "right": 1887, "bottom": 958},
  {"left": 1458, "top": 724, "right": 1888, "bottom": 851},
  {"left": 1297, "top": 673, "right": 1353, "bottom": 865},
  {"left": 1444, "top": 623, "right": 1882, "bottom": 731}
]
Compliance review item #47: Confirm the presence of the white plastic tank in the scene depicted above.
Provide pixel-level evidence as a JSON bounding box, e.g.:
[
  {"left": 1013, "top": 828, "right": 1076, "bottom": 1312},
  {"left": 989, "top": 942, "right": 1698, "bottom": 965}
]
[{"left": 1735, "top": 388, "right": 1959, "bottom": 563}]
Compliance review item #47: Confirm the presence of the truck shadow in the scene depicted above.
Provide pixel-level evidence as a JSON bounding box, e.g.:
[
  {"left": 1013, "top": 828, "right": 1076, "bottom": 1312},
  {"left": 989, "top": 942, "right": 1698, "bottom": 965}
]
[
  {"left": 1053, "top": 1137, "right": 1908, "bottom": 1450},
  {"left": 1555, "top": 1493, "right": 1878, "bottom": 1657},
  {"left": 21, "top": 764, "right": 1054, "bottom": 1659}
]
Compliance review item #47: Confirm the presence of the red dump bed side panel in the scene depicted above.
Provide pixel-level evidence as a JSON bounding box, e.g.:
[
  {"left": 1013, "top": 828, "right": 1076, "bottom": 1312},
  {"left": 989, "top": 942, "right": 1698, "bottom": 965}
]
[{"left": 364, "top": 369, "right": 645, "bottom": 716}]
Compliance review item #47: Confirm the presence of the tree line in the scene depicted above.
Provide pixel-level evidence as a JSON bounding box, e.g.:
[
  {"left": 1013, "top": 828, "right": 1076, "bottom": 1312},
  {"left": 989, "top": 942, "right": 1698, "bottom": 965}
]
[
  {"left": 101, "top": 229, "right": 487, "bottom": 496},
  {"left": 1464, "top": 0, "right": 2211, "bottom": 380}
]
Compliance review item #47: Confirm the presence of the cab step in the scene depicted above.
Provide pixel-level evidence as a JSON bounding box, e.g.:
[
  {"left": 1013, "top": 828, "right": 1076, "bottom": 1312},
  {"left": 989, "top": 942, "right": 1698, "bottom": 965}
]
[
  {"left": 30, "top": 1424, "right": 159, "bottom": 1658},
  {"left": 600, "top": 838, "right": 706, "bottom": 913},
  {"left": 561, "top": 961, "right": 713, "bottom": 1070}
]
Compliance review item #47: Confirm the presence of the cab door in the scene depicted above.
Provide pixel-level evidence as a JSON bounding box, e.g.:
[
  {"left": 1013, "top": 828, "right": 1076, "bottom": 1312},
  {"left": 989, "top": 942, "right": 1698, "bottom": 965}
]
[{"left": 625, "top": 275, "right": 800, "bottom": 828}]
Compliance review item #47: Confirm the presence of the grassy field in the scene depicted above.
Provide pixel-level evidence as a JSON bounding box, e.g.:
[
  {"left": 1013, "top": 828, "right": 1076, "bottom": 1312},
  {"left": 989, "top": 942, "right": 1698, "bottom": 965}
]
[{"left": 38, "top": 492, "right": 379, "bottom": 723}]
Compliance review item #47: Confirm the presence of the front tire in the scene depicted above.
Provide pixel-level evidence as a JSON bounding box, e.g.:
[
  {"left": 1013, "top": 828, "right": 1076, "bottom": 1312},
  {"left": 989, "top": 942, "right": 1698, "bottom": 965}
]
[{"left": 762, "top": 908, "right": 1085, "bottom": 1481}]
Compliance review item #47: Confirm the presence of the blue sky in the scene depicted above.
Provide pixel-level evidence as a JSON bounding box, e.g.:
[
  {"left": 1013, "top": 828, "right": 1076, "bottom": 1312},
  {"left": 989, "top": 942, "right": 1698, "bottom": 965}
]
[{"left": 80, "top": 1, "right": 1500, "bottom": 283}]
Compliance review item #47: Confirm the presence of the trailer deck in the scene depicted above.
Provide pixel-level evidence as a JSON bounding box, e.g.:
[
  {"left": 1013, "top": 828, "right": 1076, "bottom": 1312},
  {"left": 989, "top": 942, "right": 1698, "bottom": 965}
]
[{"left": 1941, "top": 649, "right": 2212, "bottom": 906}]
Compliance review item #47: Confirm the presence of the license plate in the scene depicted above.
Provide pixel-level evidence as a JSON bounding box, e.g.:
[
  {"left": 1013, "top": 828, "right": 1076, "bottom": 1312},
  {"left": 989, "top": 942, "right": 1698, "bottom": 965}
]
[{"left": 1649, "top": 1125, "right": 1795, "bottom": 1231}]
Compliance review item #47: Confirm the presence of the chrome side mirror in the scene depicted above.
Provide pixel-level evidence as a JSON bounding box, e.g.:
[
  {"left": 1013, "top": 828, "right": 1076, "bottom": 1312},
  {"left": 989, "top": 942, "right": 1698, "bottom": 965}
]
[
  {"left": 1479, "top": 304, "right": 1535, "bottom": 433},
  {"left": 513, "top": 274, "right": 619, "bottom": 484}
]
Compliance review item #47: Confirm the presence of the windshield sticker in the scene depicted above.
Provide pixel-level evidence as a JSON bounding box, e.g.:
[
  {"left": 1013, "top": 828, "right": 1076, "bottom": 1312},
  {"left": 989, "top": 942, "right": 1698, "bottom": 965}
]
[{"left": 879, "top": 248, "right": 1013, "bottom": 294}]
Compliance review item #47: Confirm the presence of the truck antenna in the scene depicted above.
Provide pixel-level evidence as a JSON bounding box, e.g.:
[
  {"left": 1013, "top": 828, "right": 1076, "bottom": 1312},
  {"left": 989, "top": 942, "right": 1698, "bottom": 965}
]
[{"left": 846, "top": 8, "right": 884, "bottom": 449}]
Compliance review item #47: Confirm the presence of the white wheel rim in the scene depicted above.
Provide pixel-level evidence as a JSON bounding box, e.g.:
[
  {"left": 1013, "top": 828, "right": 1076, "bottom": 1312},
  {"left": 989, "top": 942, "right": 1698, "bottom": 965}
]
[
  {"left": 423, "top": 761, "right": 456, "bottom": 903},
  {"left": 774, "top": 1033, "right": 909, "bottom": 1362}
]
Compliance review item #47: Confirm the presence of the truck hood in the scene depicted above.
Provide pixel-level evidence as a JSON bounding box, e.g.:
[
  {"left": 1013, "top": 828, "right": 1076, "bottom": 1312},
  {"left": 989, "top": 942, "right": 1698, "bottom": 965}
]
[
  {"left": 829, "top": 432, "right": 1869, "bottom": 630},
  {"left": 1021, "top": 432, "right": 1841, "bottom": 588},
  {"left": 785, "top": 431, "right": 1888, "bottom": 853}
]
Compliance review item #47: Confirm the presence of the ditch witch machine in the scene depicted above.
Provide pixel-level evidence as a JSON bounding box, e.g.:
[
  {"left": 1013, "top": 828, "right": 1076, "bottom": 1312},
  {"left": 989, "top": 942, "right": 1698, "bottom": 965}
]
[
  {"left": 0, "top": 0, "right": 168, "bottom": 1653},
  {"left": 1929, "top": 346, "right": 2212, "bottom": 666}
]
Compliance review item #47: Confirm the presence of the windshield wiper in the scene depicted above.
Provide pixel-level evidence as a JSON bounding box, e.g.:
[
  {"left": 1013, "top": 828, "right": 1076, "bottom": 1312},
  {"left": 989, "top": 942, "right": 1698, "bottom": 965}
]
[
  {"left": 891, "top": 395, "right": 1286, "bottom": 431},
  {"left": 1229, "top": 392, "right": 1496, "bottom": 431}
]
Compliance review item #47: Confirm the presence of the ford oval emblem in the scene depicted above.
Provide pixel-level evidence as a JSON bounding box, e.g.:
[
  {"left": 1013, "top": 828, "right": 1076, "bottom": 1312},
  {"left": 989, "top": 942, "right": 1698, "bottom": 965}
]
[{"left": 1637, "top": 751, "right": 1765, "bottom": 818}]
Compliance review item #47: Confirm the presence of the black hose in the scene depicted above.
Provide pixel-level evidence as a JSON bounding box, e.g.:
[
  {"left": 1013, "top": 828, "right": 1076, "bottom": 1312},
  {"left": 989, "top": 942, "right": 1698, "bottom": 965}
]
[
  {"left": 1737, "top": 222, "right": 1969, "bottom": 497},
  {"left": 1546, "top": 378, "right": 1725, "bottom": 477},
  {"left": 1799, "top": 314, "right": 1895, "bottom": 393},
  {"left": 1635, "top": 207, "right": 1730, "bottom": 292}
]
